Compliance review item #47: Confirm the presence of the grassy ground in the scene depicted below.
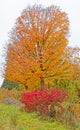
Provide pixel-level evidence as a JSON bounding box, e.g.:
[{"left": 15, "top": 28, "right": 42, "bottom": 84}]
[{"left": 0, "top": 104, "right": 70, "bottom": 130}]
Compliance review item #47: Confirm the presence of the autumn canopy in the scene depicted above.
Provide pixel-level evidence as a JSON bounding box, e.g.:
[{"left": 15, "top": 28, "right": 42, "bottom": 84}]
[{"left": 4, "top": 5, "right": 74, "bottom": 89}]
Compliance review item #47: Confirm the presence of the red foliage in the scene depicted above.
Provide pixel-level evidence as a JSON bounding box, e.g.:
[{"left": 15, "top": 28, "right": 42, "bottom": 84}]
[{"left": 20, "top": 88, "right": 67, "bottom": 113}]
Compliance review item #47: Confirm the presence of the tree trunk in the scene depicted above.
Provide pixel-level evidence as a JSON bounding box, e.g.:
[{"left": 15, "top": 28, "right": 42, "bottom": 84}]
[
  {"left": 40, "top": 77, "right": 45, "bottom": 90},
  {"left": 49, "top": 102, "right": 56, "bottom": 118}
]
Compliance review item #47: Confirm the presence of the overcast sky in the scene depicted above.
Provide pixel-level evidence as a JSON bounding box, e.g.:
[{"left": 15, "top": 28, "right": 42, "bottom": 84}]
[{"left": 0, "top": 0, "right": 80, "bottom": 85}]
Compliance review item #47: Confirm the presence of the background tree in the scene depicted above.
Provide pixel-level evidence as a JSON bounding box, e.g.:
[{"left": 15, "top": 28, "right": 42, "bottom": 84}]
[
  {"left": 4, "top": 5, "right": 74, "bottom": 89},
  {"left": 1, "top": 79, "right": 19, "bottom": 90},
  {"left": 54, "top": 47, "right": 80, "bottom": 101}
]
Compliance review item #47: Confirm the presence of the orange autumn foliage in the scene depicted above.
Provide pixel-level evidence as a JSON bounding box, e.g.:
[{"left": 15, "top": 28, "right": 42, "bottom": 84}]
[{"left": 4, "top": 5, "right": 74, "bottom": 89}]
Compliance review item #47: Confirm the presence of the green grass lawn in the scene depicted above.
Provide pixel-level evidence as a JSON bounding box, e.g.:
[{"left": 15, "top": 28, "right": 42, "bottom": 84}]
[{"left": 0, "top": 104, "right": 70, "bottom": 130}]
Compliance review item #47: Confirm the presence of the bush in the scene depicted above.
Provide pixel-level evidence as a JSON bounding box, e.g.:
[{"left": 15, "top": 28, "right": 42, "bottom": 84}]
[
  {"left": 20, "top": 88, "right": 67, "bottom": 117},
  {"left": 0, "top": 88, "right": 21, "bottom": 103},
  {"left": 55, "top": 101, "right": 80, "bottom": 130}
]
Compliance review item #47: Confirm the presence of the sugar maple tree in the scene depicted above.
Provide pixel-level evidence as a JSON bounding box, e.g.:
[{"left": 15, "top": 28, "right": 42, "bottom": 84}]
[{"left": 4, "top": 5, "right": 74, "bottom": 89}]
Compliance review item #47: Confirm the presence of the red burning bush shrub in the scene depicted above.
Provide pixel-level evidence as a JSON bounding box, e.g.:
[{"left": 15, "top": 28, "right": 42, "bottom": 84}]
[{"left": 20, "top": 88, "right": 67, "bottom": 116}]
